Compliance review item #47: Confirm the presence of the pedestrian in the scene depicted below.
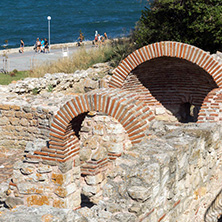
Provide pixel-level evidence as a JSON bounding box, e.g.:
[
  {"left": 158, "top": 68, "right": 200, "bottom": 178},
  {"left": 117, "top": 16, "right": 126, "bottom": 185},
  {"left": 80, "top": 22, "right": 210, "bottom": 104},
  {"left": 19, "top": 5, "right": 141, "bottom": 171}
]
[
  {"left": 19, "top": 39, "right": 24, "bottom": 53},
  {"left": 104, "top": 32, "right": 108, "bottom": 40},
  {"left": 41, "top": 38, "right": 45, "bottom": 52},
  {"left": 44, "top": 38, "right": 49, "bottom": 53},
  {"left": 77, "top": 30, "right": 84, "bottom": 46},
  {"left": 36, "top": 38, "right": 41, "bottom": 53}
]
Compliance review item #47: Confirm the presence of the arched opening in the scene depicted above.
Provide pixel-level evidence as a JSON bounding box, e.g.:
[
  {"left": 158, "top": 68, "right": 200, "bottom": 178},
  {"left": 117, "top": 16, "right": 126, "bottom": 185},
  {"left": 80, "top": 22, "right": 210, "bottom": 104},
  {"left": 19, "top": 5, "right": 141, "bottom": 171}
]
[
  {"left": 78, "top": 112, "right": 131, "bottom": 204},
  {"left": 122, "top": 57, "right": 218, "bottom": 123},
  {"left": 218, "top": 215, "right": 222, "bottom": 222}
]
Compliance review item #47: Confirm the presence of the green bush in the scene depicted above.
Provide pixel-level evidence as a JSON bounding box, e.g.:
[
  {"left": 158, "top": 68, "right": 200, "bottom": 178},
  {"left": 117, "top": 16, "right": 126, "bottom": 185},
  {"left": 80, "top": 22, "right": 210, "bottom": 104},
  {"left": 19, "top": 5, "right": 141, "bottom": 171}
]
[{"left": 133, "top": 0, "right": 222, "bottom": 53}]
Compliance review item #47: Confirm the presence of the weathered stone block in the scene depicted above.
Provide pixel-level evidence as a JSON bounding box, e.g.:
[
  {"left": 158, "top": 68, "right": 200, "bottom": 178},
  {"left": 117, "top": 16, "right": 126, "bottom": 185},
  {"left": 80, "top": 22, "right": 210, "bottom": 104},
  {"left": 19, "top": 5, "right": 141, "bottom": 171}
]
[
  {"left": 51, "top": 171, "right": 74, "bottom": 186},
  {"left": 37, "top": 164, "right": 52, "bottom": 174},
  {"left": 80, "top": 148, "right": 92, "bottom": 161},
  {"left": 58, "top": 159, "right": 73, "bottom": 173},
  {"left": 20, "top": 165, "right": 35, "bottom": 175},
  {"left": 82, "top": 184, "right": 100, "bottom": 196},
  {"left": 54, "top": 183, "right": 77, "bottom": 198},
  {"left": 5, "top": 196, "right": 24, "bottom": 208},
  {"left": 26, "top": 195, "right": 49, "bottom": 206},
  {"left": 17, "top": 183, "right": 44, "bottom": 194},
  {"left": 106, "top": 142, "right": 123, "bottom": 154},
  {"left": 85, "top": 173, "right": 104, "bottom": 185},
  {"left": 91, "top": 147, "right": 107, "bottom": 161},
  {"left": 106, "top": 123, "right": 124, "bottom": 134},
  {"left": 127, "top": 186, "right": 151, "bottom": 202},
  {"left": 20, "top": 118, "right": 29, "bottom": 126},
  {"left": 93, "top": 124, "right": 105, "bottom": 135}
]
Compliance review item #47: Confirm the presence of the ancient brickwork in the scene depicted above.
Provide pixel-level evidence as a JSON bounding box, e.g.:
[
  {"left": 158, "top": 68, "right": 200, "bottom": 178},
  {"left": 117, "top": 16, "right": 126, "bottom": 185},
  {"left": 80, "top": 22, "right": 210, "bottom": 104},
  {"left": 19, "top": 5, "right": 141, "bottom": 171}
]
[
  {"left": 26, "top": 88, "right": 154, "bottom": 164},
  {"left": 6, "top": 88, "right": 154, "bottom": 209},
  {"left": 109, "top": 41, "right": 222, "bottom": 123},
  {"left": 0, "top": 104, "right": 52, "bottom": 149},
  {"left": 198, "top": 88, "right": 222, "bottom": 123},
  {"left": 110, "top": 41, "right": 222, "bottom": 88}
]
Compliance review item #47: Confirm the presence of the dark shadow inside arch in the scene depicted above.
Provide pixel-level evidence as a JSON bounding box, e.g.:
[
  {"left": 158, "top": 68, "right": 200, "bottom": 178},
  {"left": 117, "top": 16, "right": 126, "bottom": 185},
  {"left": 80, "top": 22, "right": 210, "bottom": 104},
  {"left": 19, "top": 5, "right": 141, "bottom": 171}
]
[
  {"left": 80, "top": 194, "right": 95, "bottom": 208},
  {"left": 129, "top": 57, "right": 218, "bottom": 123},
  {"left": 69, "top": 112, "right": 89, "bottom": 139}
]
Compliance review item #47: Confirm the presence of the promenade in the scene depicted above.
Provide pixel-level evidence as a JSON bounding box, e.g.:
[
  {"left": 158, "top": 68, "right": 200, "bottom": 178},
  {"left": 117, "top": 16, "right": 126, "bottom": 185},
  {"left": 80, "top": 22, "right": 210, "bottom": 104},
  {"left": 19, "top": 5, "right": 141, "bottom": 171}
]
[{"left": 0, "top": 41, "right": 93, "bottom": 72}]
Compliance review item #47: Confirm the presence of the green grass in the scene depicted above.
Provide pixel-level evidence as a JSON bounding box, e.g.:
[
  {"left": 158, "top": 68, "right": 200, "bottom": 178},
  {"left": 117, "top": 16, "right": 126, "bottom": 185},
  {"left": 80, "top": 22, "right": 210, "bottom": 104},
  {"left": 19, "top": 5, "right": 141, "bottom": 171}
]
[{"left": 0, "top": 70, "right": 29, "bottom": 85}]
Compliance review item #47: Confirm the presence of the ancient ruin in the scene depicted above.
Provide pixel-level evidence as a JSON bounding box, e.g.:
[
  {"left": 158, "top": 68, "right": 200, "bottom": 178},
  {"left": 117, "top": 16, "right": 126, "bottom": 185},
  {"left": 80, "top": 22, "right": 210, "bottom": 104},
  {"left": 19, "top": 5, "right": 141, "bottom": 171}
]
[{"left": 0, "top": 41, "right": 222, "bottom": 221}]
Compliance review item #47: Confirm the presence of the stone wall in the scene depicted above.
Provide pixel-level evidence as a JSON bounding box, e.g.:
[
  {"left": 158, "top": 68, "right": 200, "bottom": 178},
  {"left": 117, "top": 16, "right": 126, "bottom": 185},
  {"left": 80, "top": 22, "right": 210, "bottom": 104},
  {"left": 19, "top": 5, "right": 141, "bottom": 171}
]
[
  {"left": 0, "top": 103, "right": 52, "bottom": 149},
  {"left": 4, "top": 122, "right": 222, "bottom": 221}
]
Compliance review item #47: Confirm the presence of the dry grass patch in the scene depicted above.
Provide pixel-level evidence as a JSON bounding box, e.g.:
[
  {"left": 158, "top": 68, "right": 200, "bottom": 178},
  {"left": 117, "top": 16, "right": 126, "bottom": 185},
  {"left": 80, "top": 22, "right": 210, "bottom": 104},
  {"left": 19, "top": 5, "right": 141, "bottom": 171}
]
[
  {"left": 29, "top": 38, "right": 136, "bottom": 78},
  {"left": 30, "top": 45, "right": 114, "bottom": 78}
]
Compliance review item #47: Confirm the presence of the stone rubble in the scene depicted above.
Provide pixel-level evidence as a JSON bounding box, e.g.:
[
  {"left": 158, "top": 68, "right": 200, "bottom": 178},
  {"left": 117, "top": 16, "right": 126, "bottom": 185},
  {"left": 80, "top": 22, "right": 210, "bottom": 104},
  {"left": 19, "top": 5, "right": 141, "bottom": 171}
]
[
  {"left": 6, "top": 63, "right": 113, "bottom": 94},
  {"left": 0, "top": 122, "right": 221, "bottom": 222}
]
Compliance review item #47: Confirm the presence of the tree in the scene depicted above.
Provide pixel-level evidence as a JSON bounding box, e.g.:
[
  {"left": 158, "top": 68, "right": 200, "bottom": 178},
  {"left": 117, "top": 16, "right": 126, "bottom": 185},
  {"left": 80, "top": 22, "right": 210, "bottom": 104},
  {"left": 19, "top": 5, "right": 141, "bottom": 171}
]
[{"left": 133, "top": 0, "right": 222, "bottom": 52}]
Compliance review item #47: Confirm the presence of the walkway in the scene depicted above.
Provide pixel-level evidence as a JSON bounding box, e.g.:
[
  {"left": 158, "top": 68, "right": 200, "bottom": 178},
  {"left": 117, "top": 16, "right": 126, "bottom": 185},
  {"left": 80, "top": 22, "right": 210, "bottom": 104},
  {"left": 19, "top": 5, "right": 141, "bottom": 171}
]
[{"left": 0, "top": 42, "right": 93, "bottom": 72}]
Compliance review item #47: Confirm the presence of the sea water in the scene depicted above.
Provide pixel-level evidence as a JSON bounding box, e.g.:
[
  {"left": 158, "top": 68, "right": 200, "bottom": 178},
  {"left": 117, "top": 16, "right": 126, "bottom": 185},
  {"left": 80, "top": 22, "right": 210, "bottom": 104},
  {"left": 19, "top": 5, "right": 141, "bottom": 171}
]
[{"left": 0, "top": 0, "right": 148, "bottom": 49}]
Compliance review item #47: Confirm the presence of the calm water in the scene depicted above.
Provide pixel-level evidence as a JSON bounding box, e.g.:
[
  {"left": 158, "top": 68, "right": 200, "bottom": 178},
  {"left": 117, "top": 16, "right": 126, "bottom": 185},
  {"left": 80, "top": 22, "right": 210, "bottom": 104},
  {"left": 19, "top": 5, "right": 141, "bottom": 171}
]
[{"left": 0, "top": 0, "right": 148, "bottom": 49}]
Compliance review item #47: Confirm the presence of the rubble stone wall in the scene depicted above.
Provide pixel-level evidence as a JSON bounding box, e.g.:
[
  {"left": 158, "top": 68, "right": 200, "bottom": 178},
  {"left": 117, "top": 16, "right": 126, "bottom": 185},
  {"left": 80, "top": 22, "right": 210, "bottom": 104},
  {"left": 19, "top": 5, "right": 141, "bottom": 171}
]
[{"left": 0, "top": 103, "right": 53, "bottom": 149}]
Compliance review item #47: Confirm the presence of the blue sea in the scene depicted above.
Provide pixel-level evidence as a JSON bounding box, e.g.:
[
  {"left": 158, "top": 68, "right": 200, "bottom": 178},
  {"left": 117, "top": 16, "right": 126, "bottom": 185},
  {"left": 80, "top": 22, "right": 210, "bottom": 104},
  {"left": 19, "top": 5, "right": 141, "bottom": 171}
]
[{"left": 0, "top": 0, "right": 148, "bottom": 49}]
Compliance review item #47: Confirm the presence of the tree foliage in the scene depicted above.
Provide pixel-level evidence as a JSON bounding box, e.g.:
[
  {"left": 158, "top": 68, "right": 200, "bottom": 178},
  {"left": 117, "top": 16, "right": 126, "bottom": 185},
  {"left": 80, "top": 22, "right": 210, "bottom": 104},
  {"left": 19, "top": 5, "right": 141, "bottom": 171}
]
[{"left": 134, "top": 0, "right": 222, "bottom": 52}]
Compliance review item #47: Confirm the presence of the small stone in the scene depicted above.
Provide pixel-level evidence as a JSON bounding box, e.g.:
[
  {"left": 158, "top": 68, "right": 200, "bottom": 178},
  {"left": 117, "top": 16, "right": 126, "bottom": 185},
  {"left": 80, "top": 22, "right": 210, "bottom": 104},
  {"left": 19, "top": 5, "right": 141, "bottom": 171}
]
[
  {"left": 80, "top": 148, "right": 92, "bottom": 161},
  {"left": 88, "top": 111, "right": 97, "bottom": 116},
  {"left": 85, "top": 173, "right": 104, "bottom": 185},
  {"left": 20, "top": 166, "right": 35, "bottom": 175},
  {"left": 37, "top": 164, "right": 52, "bottom": 174},
  {"left": 112, "top": 212, "right": 136, "bottom": 222},
  {"left": 127, "top": 186, "right": 151, "bottom": 202},
  {"left": 5, "top": 196, "right": 24, "bottom": 208},
  {"left": 91, "top": 147, "right": 107, "bottom": 161}
]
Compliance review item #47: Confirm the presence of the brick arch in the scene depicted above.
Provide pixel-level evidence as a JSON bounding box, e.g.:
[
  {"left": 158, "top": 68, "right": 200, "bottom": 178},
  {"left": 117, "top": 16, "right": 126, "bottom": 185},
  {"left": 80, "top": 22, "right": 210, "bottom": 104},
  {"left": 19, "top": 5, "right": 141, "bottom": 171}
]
[
  {"left": 109, "top": 41, "right": 222, "bottom": 89},
  {"left": 198, "top": 88, "right": 222, "bottom": 123},
  {"left": 28, "top": 88, "right": 154, "bottom": 163}
]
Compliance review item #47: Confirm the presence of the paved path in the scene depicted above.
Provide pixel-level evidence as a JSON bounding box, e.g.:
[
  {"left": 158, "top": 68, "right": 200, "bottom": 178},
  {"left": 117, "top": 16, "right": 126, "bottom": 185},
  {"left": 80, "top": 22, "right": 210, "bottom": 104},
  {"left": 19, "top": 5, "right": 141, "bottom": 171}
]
[{"left": 0, "top": 42, "right": 93, "bottom": 72}]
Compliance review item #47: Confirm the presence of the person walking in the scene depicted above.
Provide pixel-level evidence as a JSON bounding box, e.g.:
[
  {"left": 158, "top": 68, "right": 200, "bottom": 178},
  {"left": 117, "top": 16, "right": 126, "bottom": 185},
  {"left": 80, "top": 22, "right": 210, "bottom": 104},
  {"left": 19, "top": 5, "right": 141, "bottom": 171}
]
[
  {"left": 20, "top": 39, "right": 24, "bottom": 53},
  {"left": 41, "top": 38, "right": 45, "bottom": 52},
  {"left": 44, "top": 38, "right": 49, "bottom": 53},
  {"left": 36, "top": 38, "right": 41, "bottom": 53}
]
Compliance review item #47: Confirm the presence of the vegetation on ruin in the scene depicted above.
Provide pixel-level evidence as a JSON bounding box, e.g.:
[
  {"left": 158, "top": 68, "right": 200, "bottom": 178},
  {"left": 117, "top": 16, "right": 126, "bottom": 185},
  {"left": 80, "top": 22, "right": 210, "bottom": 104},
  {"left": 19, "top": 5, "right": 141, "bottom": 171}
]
[{"left": 133, "top": 0, "right": 222, "bottom": 52}]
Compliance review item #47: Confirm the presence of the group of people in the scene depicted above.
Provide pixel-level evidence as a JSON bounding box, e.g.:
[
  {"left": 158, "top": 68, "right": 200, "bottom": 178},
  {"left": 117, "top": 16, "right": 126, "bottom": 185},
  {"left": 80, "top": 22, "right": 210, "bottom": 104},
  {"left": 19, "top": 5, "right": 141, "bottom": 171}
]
[
  {"left": 19, "top": 31, "right": 108, "bottom": 54},
  {"left": 93, "top": 31, "right": 108, "bottom": 46},
  {"left": 34, "top": 38, "right": 49, "bottom": 53}
]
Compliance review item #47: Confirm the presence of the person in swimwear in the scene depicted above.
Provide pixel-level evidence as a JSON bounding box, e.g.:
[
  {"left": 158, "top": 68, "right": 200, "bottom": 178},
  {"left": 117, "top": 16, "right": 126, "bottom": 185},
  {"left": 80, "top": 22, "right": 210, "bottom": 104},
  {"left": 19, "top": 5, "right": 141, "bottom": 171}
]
[{"left": 20, "top": 39, "right": 24, "bottom": 53}]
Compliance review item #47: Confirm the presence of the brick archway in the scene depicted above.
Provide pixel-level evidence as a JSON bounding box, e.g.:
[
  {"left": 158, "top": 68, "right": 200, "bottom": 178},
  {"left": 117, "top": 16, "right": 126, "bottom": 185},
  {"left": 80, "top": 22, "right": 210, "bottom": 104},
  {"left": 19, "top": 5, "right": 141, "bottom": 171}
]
[
  {"left": 109, "top": 41, "right": 222, "bottom": 88},
  {"left": 27, "top": 88, "right": 154, "bottom": 163},
  {"left": 109, "top": 41, "right": 222, "bottom": 123}
]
